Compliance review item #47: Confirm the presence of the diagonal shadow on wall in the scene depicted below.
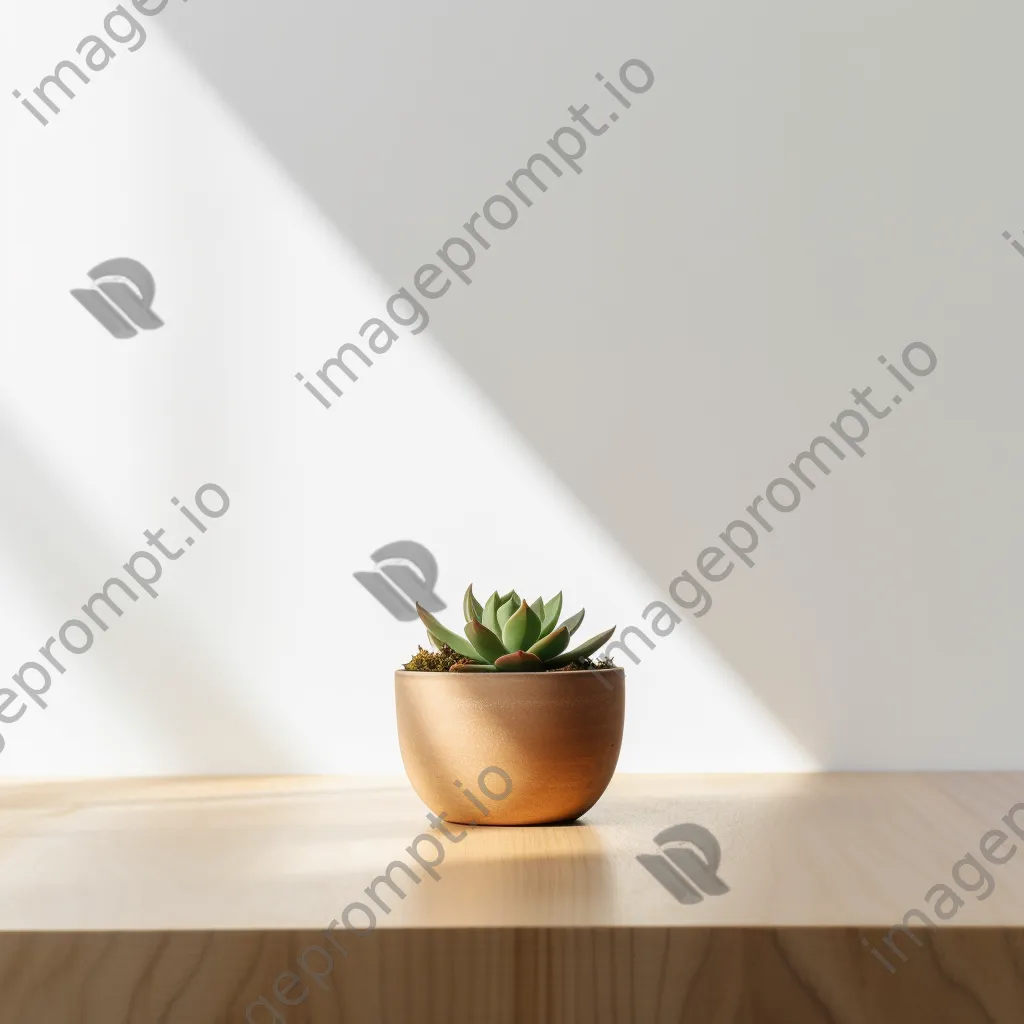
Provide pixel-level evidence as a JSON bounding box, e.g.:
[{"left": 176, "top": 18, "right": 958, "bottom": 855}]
[{"left": 158, "top": 0, "right": 1024, "bottom": 767}]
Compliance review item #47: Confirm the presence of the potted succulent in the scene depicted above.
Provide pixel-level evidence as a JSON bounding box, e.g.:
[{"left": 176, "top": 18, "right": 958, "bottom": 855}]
[{"left": 395, "top": 586, "right": 624, "bottom": 825}]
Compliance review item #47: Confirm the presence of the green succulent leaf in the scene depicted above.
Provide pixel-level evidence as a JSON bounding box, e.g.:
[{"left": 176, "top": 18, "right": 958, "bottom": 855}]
[
  {"left": 502, "top": 599, "right": 542, "bottom": 652},
  {"left": 527, "top": 624, "right": 571, "bottom": 661},
  {"left": 463, "top": 585, "right": 483, "bottom": 624},
  {"left": 481, "top": 591, "right": 501, "bottom": 634},
  {"left": 522, "top": 602, "right": 543, "bottom": 649},
  {"left": 559, "top": 607, "right": 585, "bottom": 637},
  {"left": 465, "top": 619, "right": 507, "bottom": 663},
  {"left": 418, "top": 587, "right": 613, "bottom": 674},
  {"left": 416, "top": 604, "right": 484, "bottom": 662},
  {"left": 494, "top": 650, "right": 544, "bottom": 671},
  {"left": 496, "top": 596, "right": 517, "bottom": 633},
  {"left": 545, "top": 626, "right": 616, "bottom": 668},
  {"left": 539, "top": 591, "right": 562, "bottom": 637}
]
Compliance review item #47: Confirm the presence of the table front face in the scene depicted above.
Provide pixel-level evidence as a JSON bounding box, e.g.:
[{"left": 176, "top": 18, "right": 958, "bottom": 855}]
[{"left": 1, "top": 773, "right": 1023, "bottom": 932}]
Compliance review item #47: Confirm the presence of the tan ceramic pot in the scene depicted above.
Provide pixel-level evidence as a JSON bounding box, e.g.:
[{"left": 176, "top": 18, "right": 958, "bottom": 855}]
[{"left": 395, "top": 667, "right": 624, "bottom": 825}]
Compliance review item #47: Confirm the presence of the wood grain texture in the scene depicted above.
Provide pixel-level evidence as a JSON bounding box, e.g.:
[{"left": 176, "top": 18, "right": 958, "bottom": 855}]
[
  {"left": 1, "top": 928, "right": 1024, "bottom": 1023},
  {"left": 2, "top": 774, "right": 1024, "bottom": 1021},
  {"left": 2, "top": 773, "right": 1024, "bottom": 928}
]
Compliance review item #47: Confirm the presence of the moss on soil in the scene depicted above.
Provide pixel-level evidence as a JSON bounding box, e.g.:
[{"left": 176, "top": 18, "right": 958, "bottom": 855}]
[
  {"left": 403, "top": 644, "right": 466, "bottom": 672},
  {"left": 402, "top": 644, "right": 616, "bottom": 673}
]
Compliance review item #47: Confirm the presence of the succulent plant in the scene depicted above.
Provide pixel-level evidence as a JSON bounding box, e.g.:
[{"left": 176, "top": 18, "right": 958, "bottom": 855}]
[{"left": 415, "top": 586, "right": 615, "bottom": 672}]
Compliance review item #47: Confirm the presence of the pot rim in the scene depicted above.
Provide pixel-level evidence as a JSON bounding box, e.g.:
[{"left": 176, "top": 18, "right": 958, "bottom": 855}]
[{"left": 394, "top": 666, "right": 624, "bottom": 678}]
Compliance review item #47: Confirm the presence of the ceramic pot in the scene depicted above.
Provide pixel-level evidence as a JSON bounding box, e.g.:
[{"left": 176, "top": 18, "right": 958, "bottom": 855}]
[{"left": 395, "top": 667, "right": 624, "bottom": 825}]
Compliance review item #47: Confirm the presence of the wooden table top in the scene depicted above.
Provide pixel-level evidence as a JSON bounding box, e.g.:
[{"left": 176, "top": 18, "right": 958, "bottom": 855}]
[{"left": 1, "top": 773, "right": 1022, "bottom": 931}]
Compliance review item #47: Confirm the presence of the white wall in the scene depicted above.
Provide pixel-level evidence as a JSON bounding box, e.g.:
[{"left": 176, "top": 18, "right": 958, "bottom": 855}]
[{"left": 1, "top": 0, "right": 1022, "bottom": 775}]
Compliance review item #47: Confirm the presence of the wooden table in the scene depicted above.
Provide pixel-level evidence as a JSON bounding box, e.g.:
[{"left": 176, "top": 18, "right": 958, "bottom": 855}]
[{"left": 1, "top": 774, "right": 1023, "bottom": 1022}]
